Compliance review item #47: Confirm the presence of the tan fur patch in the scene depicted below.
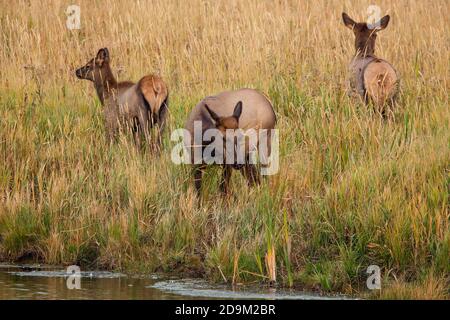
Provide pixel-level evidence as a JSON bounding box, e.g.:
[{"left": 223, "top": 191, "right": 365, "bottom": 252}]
[
  {"left": 220, "top": 117, "right": 239, "bottom": 130},
  {"left": 139, "top": 75, "right": 168, "bottom": 114},
  {"left": 364, "top": 60, "right": 398, "bottom": 108}
]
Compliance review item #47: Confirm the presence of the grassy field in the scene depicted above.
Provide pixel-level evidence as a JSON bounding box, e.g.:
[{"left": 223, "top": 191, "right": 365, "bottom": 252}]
[{"left": 0, "top": 0, "right": 448, "bottom": 299}]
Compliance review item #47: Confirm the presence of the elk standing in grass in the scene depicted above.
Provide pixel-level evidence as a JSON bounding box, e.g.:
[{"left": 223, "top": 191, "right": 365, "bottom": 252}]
[
  {"left": 342, "top": 12, "right": 399, "bottom": 115},
  {"left": 184, "top": 88, "right": 276, "bottom": 195},
  {"left": 75, "top": 48, "right": 168, "bottom": 151}
]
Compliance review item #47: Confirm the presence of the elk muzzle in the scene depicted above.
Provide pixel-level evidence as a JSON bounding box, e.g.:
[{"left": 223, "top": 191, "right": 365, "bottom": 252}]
[{"left": 75, "top": 66, "right": 90, "bottom": 79}]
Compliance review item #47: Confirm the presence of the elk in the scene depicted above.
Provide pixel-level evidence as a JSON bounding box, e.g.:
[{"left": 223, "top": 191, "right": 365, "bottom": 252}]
[
  {"left": 342, "top": 12, "right": 399, "bottom": 115},
  {"left": 75, "top": 48, "right": 168, "bottom": 150},
  {"left": 184, "top": 88, "right": 276, "bottom": 195}
]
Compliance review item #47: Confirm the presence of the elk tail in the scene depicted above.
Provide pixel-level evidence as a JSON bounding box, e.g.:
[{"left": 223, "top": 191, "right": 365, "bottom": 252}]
[
  {"left": 364, "top": 61, "right": 398, "bottom": 111},
  {"left": 139, "top": 75, "right": 168, "bottom": 117}
]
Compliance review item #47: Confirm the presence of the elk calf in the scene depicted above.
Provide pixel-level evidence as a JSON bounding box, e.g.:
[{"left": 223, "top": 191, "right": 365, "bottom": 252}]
[
  {"left": 342, "top": 13, "right": 399, "bottom": 115},
  {"left": 184, "top": 88, "right": 276, "bottom": 195},
  {"left": 75, "top": 48, "right": 168, "bottom": 150}
]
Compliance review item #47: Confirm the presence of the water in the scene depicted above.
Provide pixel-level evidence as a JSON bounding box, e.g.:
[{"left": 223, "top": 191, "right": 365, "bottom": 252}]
[{"left": 0, "top": 264, "right": 347, "bottom": 300}]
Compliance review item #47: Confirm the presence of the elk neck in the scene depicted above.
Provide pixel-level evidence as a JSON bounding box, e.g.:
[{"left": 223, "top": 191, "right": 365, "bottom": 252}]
[
  {"left": 93, "top": 64, "right": 118, "bottom": 105},
  {"left": 354, "top": 36, "right": 376, "bottom": 58}
]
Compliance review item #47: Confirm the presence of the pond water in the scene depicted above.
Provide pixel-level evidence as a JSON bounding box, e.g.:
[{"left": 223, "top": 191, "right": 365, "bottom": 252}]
[{"left": 0, "top": 264, "right": 348, "bottom": 300}]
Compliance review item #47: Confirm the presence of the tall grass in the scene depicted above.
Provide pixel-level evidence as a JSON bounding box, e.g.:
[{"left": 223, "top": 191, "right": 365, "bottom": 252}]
[{"left": 0, "top": 0, "right": 448, "bottom": 298}]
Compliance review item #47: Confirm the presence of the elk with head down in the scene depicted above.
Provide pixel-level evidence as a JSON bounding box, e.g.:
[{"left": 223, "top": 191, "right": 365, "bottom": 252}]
[{"left": 184, "top": 88, "right": 277, "bottom": 195}]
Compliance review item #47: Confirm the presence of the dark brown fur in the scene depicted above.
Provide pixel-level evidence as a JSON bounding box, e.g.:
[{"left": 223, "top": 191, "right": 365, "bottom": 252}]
[{"left": 200, "top": 101, "right": 255, "bottom": 195}]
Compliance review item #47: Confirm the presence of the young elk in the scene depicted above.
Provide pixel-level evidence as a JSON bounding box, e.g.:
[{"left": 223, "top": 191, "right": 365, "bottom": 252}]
[
  {"left": 75, "top": 48, "right": 168, "bottom": 151},
  {"left": 184, "top": 88, "right": 276, "bottom": 195},
  {"left": 342, "top": 12, "right": 399, "bottom": 115}
]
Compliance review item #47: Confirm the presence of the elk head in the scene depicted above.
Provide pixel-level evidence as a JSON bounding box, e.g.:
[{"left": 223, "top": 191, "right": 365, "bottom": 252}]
[
  {"left": 75, "top": 48, "right": 111, "bottom": 82},
  {"left": 204, "top": 101, "right": 244, "bottom": 169},
  {"left": 342, "top": 12, "right": 390, "bottom": 57}
]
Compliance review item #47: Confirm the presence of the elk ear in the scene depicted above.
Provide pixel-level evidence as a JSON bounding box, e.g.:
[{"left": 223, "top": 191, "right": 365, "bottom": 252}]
[
  {"left": 232, "top": 101, "right": 243, "bottom": 121},
  {"left": 342, "top": 12, "right": 356, "bottom": 30},
  {"left": 205, "top": 104, "right": 220, "bottom": 123},
  {"left": 376, "top": 15, "right": 390, "bottom": 31},
  {"left": 95, "top": 48, "right": 110, "bottom": 66}
]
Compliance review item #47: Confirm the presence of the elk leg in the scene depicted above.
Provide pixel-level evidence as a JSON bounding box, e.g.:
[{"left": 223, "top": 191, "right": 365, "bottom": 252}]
[
  {"left": 194, "top": 164, "right": 206, "bottom": 194},
  {"left": 105, "top": 119, "right": 119, "bottom": 144},
  {"left": 104, "top": 108, "right": 119, "bottom": 144},
  {"left": 241, "top": 164, "right": 260, "bottom": 186},
  {"left": 219, "top": 166, "right": 232, "bottom": 194},
  {"left": 259, "top": 130, "right": 272, "bottom": 167},
  {"left": 138, "top": 110, "right": 151, "bottom": 149},
  {"left": 155, "top": 98, "right": 168, "bottom": 152},
  {"left": 133, "top": 130, "right": 141, "bottom": 148},
  {"left": 154, "top": 125, "right": 163, "bottom": 154},
  {"left": 131, "top": 117, "right": 142, "bottom": 148}
]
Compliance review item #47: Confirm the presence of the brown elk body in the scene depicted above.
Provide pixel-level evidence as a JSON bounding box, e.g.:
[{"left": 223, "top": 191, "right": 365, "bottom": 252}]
[
  {"left": 342, "top": 13, "right": 399, "bottom": 114},
  {"left": 184, "top": 88, "right": 276, "bottom": 195},
  {"left": 75, "top": 48, "right": 168, "bottom": 150}
]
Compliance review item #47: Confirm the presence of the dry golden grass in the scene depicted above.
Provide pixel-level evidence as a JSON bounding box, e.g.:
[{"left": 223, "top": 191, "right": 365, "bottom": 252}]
[
  {"left": 0, "top": 0, "right": 449, "bottom": 299},
  {"left": 375, "top": 274, "right": 449, "bottom": 300}
]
